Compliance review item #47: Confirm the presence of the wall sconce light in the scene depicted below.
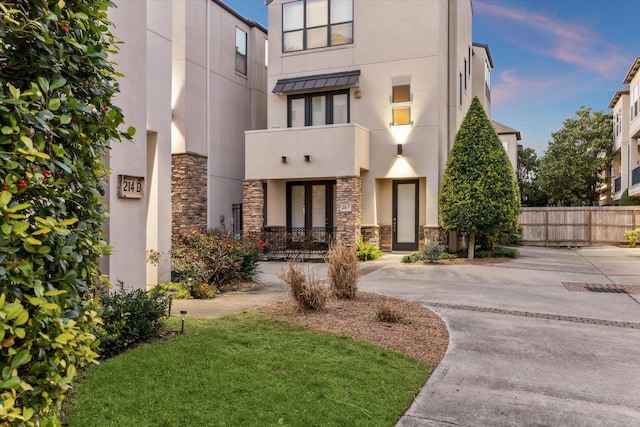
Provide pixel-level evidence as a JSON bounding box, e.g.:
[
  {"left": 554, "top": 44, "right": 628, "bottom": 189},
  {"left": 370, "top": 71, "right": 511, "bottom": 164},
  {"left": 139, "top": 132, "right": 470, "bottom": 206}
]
[
  {"left": 304, "top": 155, "right": 310, "bottom": 162},
  {"left": 281, "top": 156, "right": 287, "bottom": 163},
  {"left": 396, "top": 144, "right": 403, "bottom": 157},
  {"left": 355, "top": 89, "right": 362, "bottom": 99}
]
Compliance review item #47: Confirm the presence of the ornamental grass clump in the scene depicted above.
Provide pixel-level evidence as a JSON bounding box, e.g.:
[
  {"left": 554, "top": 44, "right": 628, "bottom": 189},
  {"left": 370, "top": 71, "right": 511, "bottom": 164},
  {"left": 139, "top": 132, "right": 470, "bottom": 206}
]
[
  {"left": 280, "top": 261, "right": 327, "bottom": 311},
  {"left": 376, "top": 298, "right": 407, "bottom": 323},
  {"left": 326, "top": 238, "right": 358, "bottom": 299}
]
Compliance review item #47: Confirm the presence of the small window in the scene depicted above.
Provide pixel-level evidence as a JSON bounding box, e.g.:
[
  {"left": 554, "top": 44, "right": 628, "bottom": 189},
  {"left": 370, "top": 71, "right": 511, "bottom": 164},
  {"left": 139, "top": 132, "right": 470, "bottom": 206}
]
[
  {"left": 235, "top": 27, "right": 247, "bottom": 75},
  {"left": 468, "top": 46, "right": 471, "bottom": 75},
  {"left": 464, "top": 59, "right": 467, "bottom": 90},
  {"left": 459, "top": 73, "right": 462, "bottom": 106},
  {"left": 264, "top": 39, "right": 269, "bottom": 68},
  {"left": 392, "top": 84, "right": 411, "bottom": 126},
  {"left": 393, "top": 85, "right": 410, "bottom": 103}
]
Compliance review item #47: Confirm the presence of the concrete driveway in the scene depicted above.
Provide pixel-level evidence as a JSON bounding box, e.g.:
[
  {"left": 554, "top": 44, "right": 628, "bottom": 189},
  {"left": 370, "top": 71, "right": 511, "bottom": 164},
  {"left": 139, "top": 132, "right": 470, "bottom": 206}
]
[{"left": 357, "top": 246, "right": 640, "bottom": 427}]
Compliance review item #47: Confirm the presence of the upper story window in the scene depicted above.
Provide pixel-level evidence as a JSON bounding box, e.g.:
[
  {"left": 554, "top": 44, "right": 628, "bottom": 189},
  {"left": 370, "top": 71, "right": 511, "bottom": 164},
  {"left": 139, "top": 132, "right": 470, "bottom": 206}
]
[
  {"left": 614, "top": 108, "right": 622, "bottom": 137},
  {"left": 282, "top": 0, "right": 353, "bottom": 53},
  {"left": 235, "top": 27, "right": 247, "bottom": 75},
  {"left": 632, "top": 85, "right": 639, "bottom": 120},
  {"left": 391, "top": 84, "right": 411, "bottom": 126},
  {"left": 287, "top": 90, "right": 350, "bottom": 127},
  {"left": 484, "top": 61, "right": 491, "bottom": 102}
]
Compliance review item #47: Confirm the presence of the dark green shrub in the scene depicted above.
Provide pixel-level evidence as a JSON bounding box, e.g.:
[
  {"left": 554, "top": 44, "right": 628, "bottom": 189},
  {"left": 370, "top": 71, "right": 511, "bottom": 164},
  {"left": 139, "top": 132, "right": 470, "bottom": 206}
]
[
  {"left": 476, "top": 246, "right": 519, "bottom": 259},
  {"left": 402, "top": 252, "right": 424, "bottom": 263},
  {"left": 438, "top": 252, "right": 459, "bottom": 260},
  {"left": 98, "top": 283, "right": 169, "bottom": 358},
  {"left": 171, "top": 230, "right": 260, "bottom": 290},
  {"left": 356, "top": 240, "right": 384, "bottom": 261},
  {"left": 0, "top": 1, "right": 134, "bottom": 423},
  {"left": 619, "top": 189, "right": 640, "bottom": 206}
]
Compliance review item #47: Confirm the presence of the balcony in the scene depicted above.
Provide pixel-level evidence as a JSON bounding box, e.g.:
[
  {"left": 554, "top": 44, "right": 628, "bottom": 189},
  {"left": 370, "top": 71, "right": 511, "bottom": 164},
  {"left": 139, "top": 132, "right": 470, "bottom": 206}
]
[
  {"left": 245, "top": 124, "right": 370, "bottom": 180},
  {"left": 261, "top": 226, "right": 336, "bottom": 259}
]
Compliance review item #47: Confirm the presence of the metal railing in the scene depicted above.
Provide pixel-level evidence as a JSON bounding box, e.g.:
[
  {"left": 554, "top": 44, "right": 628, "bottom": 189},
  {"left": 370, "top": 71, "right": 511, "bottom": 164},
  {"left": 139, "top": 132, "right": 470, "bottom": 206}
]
[
  {"left": 614, "top": 176, "right": 622, "bottom": 193},
  {"left": 261, "top": 226, "right": 336, "bottom": 259},
  {"left": 632, "top": 166, "right": 640, "bottom": 186}
]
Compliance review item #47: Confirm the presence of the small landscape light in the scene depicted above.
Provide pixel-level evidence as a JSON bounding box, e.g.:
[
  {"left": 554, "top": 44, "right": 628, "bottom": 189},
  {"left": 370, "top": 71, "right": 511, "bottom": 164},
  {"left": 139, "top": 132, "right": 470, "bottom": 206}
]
[{"left": 180, "top": 310, "right": 187, "bottom": 333}]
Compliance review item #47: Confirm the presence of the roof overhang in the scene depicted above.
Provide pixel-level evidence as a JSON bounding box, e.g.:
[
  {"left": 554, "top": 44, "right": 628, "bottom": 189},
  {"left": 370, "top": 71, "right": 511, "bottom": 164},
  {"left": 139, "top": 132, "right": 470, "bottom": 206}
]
[
  {"left": 623, "top": 58, "right": 640, "bottom": 84},
  {"left": 272, "top": 70, "right": 361, "bottom": 95},
  {"left": 608, "top": 88, "right": 630, "bottom": 109}
]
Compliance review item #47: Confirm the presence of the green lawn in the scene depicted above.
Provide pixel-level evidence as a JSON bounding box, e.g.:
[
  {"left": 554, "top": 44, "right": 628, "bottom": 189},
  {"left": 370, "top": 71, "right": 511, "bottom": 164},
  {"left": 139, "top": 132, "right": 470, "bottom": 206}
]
[{"left": 66, "top": 313, "right": 430, "bottom": 427}]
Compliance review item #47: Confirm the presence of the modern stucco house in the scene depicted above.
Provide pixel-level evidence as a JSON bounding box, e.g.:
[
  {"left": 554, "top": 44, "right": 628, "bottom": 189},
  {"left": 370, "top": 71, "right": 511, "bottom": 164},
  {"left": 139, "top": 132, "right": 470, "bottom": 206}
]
[
  {"left": 106, "top": 0, "right": 267, "bottom": 289},
  {"left": 244, "top": 0, "right": 500, "bottom": 252},
  {"left": 603, "top": 57, "right": 640, "bottom": 205}
]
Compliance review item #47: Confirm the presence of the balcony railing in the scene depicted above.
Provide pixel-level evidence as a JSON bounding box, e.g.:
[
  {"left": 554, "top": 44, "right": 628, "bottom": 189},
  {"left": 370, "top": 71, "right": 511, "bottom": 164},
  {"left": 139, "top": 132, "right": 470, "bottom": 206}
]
[
  {"left": 261, "top": 226, "right": 336, "bottom": 259},
  {"left": 633, "top": 166, "right": 640, "bottom": 186},
  {"left": 614, "top": 176, "right": 622, "bottom": 193}
]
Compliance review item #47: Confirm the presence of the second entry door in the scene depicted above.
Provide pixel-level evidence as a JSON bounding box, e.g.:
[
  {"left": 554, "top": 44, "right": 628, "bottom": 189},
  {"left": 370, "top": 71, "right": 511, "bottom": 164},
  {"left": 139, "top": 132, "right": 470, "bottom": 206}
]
[{"left": 392, "top": 180, "right": 419, "bottom": 251}]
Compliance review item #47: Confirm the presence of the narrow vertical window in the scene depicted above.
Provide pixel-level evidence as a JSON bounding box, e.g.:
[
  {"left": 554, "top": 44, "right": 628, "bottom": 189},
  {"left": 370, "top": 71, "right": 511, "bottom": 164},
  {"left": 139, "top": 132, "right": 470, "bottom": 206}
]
[
  {"left": 484, "top": 61, "right": 491, "bottom": 102},
  {"left": 459, "top": 73, "right": 462, "bottom": 106},
  {"left": 468, "top": 46, "right": 471, "bottom": 75},
  {"left": 392, "top": 84, "right": 411, "bottom": 126},
  {"left": 464, "top": 59, "right": 467, "bottom": 90},
  {"left": 235, "top": 27, "right": 247, "bottom": 75},
  {"left": 264, "top": 39, "right": 269, "bottom": 68}
]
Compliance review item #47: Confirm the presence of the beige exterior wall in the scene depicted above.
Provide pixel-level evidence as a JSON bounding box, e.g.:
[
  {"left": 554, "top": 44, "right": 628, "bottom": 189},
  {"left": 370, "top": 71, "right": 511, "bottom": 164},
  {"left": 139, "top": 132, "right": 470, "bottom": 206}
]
[
  {"left": 105, "top": 1, "right": 173, "bottom": 289},
  {"left": 247, "top": 0, "right": 473, "bottom": 251},
  {"left": 172, "top": 0, "right": 268, "bottom": 232}
]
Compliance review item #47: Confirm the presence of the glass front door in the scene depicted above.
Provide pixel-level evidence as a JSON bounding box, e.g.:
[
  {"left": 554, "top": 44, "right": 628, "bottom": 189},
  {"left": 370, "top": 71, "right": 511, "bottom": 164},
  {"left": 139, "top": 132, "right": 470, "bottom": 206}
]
[
  {"left": 287, "top": 181, "right": 336, "bottom": 243},
  {"left": 392, "top": 180, "right": 419, "bottom": 251}
]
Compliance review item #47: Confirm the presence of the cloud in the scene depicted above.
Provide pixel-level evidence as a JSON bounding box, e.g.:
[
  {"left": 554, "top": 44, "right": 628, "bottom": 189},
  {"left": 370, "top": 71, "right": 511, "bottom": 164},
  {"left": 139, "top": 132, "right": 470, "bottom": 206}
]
[{"left": 474, "top": 1, "right": 628, "bottom": 78}]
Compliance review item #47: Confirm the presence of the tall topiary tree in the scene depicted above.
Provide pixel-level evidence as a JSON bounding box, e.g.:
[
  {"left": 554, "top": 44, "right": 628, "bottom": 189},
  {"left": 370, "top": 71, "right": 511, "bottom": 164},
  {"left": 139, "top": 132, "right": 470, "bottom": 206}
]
[
  {"left": 439, "top": 97, "right": 521, "bottom": 259},
  {"left": 0, "top": 1, "right": 133, "bottom": 425}
]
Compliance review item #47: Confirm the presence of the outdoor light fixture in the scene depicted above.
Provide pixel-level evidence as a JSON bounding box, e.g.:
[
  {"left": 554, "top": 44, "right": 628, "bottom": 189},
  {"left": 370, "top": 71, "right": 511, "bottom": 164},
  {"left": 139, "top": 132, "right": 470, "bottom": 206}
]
[
  {"left": 396, "top": 144, "right": 403, "bottom": 157},
  {"left": 167, "top": 287, "right": 177, "bottom": 315},
  {"left": 281, "top": 156, "right": 287, "bottom": 163},
  {"left": 304, "top": 155, "right": 310, "bottom": 162},
  {"left": 180, "top": 310, "right": 187, "bottom": 333}
]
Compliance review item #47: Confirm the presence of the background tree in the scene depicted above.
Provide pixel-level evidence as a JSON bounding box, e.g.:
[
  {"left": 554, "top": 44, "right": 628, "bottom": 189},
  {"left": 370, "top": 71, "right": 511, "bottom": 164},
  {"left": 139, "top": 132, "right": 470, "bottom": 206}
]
[
  {"left": 0, "top": 1, "right": 133, "bottom": 424},
  {"left": 517, "top": 146, "right": 548, "bottom": 207},
  {"left": 538, "top": 107, "right": 612, "bottom": 206},
  {"left": 439, "top": 97, "right": 521, "bottom": 259}
]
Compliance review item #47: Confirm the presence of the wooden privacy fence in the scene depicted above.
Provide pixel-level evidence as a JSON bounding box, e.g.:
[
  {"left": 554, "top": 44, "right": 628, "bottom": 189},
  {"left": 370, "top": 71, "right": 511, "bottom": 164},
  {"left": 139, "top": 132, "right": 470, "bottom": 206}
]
[{"left": 519, "top": 207, "right": 640, "bottom": 247}]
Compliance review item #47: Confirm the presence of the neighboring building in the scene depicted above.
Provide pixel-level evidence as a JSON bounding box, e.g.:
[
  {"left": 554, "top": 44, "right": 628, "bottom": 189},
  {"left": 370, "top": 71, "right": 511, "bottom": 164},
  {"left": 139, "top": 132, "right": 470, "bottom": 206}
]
[
  {"left": 106, "top": 1, "right": 173, "bottom": 289},
  {"left": 244, "top": 0, "right": 476, "bottom": 252},
  {"left": 171, "top": 0, "right": 268, "bottom": 242},
  {"left": 472, "top": 42, "right": 493, "bottom": 117},
  {"left": 104, "top": 1, "right": 268, "bottom": 289},
  {"left": 493, "top": 121, "right": 522, "bottom": 171},
  {"left": 604, "top": 57, "right": 640, "bottom": 205}
]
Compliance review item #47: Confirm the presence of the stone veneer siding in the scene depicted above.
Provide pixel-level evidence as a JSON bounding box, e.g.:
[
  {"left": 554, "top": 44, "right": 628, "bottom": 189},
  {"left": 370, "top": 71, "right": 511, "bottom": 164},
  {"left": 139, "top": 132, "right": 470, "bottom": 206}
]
[
  {"left": 379, "top": 225, "right": 392, "bottom": 251},
  {"left": 336, "top": 176, "right": 362, "bottom": 248},
  {"left": 360, "top": 225, "right": 380, "bottom": 249},
  {"left": 422, "top": 226, "right": 448, "bottom": 248},
  {"left": 171, "top": 153, "right": 207, "bottom": 245},
  {"left": 242, "top": 180, "right": 264, "bottom": 241}
]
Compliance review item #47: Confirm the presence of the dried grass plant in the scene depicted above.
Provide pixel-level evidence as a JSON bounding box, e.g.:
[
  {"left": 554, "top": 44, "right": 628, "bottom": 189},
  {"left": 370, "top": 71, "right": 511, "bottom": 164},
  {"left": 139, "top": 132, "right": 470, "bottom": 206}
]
[
  {"left": 326, "top": 238, "right": 359, "bottom": 299},
  {"left": 376, "top": 298, "right": 408, "bottom": 323},
  {"left": 279, "top": 261, "right": 327, "bottom": 311}
]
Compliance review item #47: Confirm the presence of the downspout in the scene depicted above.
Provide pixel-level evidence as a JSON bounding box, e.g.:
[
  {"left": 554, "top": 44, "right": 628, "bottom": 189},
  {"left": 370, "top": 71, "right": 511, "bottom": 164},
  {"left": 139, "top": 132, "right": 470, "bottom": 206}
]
[{"left": 206, "top": 0, "right": 211, "bottom": 229}]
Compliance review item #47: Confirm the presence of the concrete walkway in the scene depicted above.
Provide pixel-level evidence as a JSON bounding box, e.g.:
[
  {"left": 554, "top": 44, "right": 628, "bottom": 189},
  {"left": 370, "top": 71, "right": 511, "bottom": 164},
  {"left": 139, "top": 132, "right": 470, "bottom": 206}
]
[{"left": 173, "top": 247, "right": 640, "bottom": 426}]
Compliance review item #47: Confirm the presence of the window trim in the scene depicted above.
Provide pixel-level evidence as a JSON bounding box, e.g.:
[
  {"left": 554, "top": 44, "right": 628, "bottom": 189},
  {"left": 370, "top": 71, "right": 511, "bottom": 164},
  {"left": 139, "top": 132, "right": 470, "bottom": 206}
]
[
  {"left": 287, "top": 89, "right": 351, "bottom": 127},
  {"left": 282, "top": 0, "right": 354, "bottom": 53},
  {"left": 235, "top": 27, "right": 247, "bottom": 75}
]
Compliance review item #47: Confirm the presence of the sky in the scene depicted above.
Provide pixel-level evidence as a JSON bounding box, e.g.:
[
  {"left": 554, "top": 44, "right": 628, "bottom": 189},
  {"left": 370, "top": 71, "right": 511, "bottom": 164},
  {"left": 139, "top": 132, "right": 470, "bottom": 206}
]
[{"left": 222, "top": 0, "right": 639, "bottom": 155}]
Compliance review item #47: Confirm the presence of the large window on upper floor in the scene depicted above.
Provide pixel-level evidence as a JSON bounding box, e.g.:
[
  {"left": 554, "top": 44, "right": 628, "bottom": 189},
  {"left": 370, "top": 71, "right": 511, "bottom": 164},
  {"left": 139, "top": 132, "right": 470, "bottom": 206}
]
[
  {"left": 614, "top": 108, "right": 622, "bottom": 137},
  {"left": 282, "top": 0, "right": 353, "bottom": 53},
  {"left": 632, "top": 85, "right": 639, "bottom": 120},
  {"left": 235, "top": 27, "right": 247, "bottom": 75},
  {"left": 287, "top": 90, "right": 349, "bottom": 127}
]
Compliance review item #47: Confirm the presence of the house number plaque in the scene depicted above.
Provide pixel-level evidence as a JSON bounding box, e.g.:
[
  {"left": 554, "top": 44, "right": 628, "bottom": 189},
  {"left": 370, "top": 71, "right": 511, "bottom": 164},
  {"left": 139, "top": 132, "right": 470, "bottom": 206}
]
[{"left": 118, "top": 175, "right": 144, "bottom": 199}]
